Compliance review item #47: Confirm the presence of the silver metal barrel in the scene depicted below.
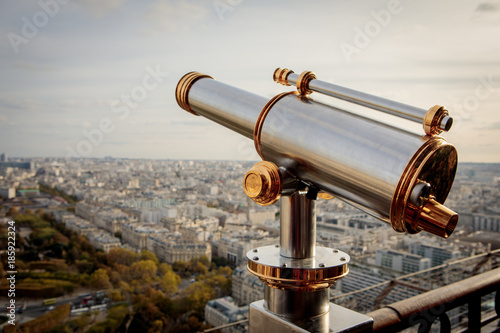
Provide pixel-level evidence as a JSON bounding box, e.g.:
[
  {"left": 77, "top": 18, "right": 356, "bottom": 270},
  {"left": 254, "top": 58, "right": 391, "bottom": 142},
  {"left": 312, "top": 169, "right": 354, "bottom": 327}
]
[{"left": 176, "top": 72, "right": 458, "bottom": 238}]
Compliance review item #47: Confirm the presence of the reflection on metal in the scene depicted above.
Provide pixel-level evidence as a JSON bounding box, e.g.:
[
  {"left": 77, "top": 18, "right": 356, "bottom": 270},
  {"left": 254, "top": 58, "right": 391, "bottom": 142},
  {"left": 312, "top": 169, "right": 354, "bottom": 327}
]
[
  {"left": 273, "top": 67, "right": 453, "bottom": 136},
  {"left": 250, "top": 300, "right": 373, "bottom": 333},
  {"left": 176, "top": 69, "right": 462, "bottom": 332},
  {"left": 176, "top": 69, "right": 459, "bottom": 238}
]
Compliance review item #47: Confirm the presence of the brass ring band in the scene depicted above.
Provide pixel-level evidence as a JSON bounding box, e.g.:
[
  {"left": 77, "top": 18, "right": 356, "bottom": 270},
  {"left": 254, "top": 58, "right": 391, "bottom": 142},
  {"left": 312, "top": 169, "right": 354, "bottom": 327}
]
[
  {"left": 296, "top": 70, "right": 317, "bottom": 96},
  {"left": 175, "top": 71, "right": 214, "bottom": 116},
  {"left": 390, "top": 136, "right": 457, "bottom": 235},
  {"left": 254, "top": 91, "right": 299, "bottom": 160},
  {"left": 273, "top": 68, "right": 294, "bottom": 86},
  {"left": 423, "top": 105, "right": 449, "bottom": 136}
]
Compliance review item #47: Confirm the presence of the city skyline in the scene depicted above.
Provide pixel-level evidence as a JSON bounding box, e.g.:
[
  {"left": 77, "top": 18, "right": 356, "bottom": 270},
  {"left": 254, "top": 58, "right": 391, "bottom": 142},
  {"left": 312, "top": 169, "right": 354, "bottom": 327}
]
[{"left": 1, "top": 1, "right": 500, "bottom": 162}]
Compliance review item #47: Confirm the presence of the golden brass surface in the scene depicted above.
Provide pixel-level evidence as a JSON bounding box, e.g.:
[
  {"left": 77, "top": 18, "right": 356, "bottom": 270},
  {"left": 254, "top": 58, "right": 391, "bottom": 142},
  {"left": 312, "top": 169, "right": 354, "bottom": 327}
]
[
  {"left": 254, "top": 91, "right": 298, "bottom": 160},
  {"left": 296, "top": 70, "right": 317, "bottom": 96},
  {"left": 416, "top": 197, "right": 458, "bottom": 238},
  {"left": 273, "top": 68, "right": 294, "bottom": 86},
  {"left": 247, "top": 246, "right": 349, "bottom": 291},
  {"left": 318, "top": 191, "right": 334, "bottom": 200},
  {"left": 391, "top": 136, "right": 458, "bottom": 237},
  {"left": 175, "top": 71, "right": 214, "bottom": 116},
  {"left": 243, "top": 161, "right": 282, "bottom": 206},
  {"left": 423, "top": 105, "right": 449, "bottom": 136}
]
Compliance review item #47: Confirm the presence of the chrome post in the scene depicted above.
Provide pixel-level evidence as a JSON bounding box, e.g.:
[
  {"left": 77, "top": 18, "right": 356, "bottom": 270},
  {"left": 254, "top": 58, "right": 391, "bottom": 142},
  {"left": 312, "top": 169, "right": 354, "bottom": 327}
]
[{"left": 280, "top": 191, "right": 316, "bottom": 259}]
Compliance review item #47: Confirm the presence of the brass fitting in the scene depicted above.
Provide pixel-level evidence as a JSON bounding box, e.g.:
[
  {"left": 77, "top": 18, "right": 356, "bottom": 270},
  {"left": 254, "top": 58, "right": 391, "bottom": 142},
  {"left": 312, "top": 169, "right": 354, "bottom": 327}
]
[
  {"left": 296, "top": 70, "right": 317, "bottom": 96},
  {"left": 175, "top": 72, "right": 214, "bottom": 116},
  {"left": 273, "top": 68, "right": 295, "bottom": 86},
  {"left": 243, "top": 161, "right": 282, "bottom": 206},
  {"left": 423, "top": 105, "right": 452, "bottom": 136}
]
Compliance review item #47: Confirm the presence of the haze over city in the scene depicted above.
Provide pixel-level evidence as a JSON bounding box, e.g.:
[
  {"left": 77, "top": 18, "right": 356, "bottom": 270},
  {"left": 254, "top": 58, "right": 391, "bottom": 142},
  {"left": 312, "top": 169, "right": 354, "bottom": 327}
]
[{"left": 1, "top": 0, "right": 499, "bottom": 161}]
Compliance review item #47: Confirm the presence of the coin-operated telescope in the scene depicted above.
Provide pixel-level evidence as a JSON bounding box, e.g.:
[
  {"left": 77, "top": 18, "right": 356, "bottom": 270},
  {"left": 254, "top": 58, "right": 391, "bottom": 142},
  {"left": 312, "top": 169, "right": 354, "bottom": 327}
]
[{"left": 176, "top": 68, "right": 458, "bottom": 333}]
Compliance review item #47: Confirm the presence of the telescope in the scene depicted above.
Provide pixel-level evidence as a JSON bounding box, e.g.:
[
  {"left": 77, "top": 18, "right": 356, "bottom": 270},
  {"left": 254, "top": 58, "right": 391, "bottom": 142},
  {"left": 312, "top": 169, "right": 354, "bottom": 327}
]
[{"left": 176, "top": 68, "right": 458, "bottom": 333}]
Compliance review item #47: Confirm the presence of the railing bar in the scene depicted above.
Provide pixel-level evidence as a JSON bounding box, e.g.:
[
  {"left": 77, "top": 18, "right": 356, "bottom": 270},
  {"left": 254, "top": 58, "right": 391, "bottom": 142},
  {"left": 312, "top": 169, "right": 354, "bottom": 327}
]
[
  {"left": 480, "top": 313, "right": 500, "bottom": 327},
  {"left": 468, "top": 296, "right": 482, "bottom": 332},
  {"left": 335, "top": 251, "right": 500, "bottom": 302}
]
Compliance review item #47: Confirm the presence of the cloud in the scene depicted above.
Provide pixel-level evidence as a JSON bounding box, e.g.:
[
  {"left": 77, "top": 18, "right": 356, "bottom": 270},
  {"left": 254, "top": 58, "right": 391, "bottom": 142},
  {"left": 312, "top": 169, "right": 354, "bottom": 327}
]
[
  {"left": 142, "top": 0, "right": 209, "bottom": 34},
  {"left": 13, "top": 61, "right": 56, "bottom": 72},
  {"left": 77, "top": 0, "right": 126, "bottom": 17},
  {"left": 475, "top": 2, "right": 500, "bottom": 12}
]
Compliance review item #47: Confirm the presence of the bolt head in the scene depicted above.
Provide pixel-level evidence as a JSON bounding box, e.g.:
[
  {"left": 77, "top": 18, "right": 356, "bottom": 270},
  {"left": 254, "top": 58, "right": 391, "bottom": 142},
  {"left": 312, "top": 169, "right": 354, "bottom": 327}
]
[{"left": 252, "top": 256, "right": 259, "bottom": 261}]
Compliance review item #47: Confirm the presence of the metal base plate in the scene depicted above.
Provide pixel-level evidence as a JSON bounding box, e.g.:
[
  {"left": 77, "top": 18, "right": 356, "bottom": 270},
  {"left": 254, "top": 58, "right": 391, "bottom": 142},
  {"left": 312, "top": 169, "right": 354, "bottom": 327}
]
[{"left": 249, "top": 300, "right": 373, "bottom": 333}]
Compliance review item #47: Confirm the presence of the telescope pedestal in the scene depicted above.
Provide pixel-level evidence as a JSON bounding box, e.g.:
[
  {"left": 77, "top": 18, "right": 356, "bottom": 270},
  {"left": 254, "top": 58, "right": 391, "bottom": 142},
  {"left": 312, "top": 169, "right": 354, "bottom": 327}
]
[
  {"left": 249, "top": 300, "right": 373, "bottom": 333},
  {"left": 247, "top": 192, "right": 373, "bottom": 332}
]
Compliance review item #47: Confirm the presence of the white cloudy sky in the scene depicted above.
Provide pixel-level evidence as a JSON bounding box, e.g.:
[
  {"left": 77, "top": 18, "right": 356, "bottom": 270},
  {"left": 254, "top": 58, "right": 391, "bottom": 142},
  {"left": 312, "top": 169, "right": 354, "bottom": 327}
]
[{"left": 0, "top": 0, "right": 499, "bottom": 162}]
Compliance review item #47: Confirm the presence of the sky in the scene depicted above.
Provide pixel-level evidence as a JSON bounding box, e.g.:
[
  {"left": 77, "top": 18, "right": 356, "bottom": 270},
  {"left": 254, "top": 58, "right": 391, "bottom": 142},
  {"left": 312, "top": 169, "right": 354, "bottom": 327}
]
[{"left": 0, "top": 0, "right": 499, "bottom": 162}]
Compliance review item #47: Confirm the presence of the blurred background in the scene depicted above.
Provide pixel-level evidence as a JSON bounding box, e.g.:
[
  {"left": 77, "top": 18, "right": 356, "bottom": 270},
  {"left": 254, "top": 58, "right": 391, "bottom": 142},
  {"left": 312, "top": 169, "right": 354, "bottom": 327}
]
[{"left": 0, "top": 0, "right": 499, "bottom": 161}]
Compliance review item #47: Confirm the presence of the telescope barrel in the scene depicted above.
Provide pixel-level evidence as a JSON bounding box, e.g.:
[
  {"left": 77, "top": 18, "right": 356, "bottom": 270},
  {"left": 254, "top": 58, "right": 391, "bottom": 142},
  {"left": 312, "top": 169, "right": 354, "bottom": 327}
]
[
  {"left": 274, "top": 68, "right": 453, "bottom": 136},
  {"left": 176, "top": 71, "right": 458, "bottom": 238},
  {"left": 286, "top": 72, "right": 426, "bottom": 122}
]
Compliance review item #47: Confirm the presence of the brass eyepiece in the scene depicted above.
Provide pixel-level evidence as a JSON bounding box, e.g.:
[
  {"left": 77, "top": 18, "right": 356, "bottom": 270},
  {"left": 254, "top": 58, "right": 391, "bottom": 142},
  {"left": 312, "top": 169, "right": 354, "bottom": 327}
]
[
  {"left": 416, "top": 198, "right": 458, "bottom": 238},
  {"left": 423, "top": 105, "right": 452, "bottom": 136},
  {"left": 243, "top": 161, "right": 282, "bottom": 206}
]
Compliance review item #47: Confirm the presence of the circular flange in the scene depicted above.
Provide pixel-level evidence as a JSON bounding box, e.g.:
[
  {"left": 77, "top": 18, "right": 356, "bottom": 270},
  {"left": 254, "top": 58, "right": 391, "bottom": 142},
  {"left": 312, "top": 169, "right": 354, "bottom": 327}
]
[
  {"left": 247, "top": 245, "right": 349, "bottom": 289},
  {"left": 175, "top": 71, "right": 214, "bottom": 116}
]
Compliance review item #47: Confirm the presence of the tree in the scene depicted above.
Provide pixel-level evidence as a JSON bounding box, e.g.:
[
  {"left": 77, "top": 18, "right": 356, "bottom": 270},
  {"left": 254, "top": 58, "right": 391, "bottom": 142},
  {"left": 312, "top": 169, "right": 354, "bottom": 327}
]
[
  {"left": 89, "top": 268, "right": 112, "bottom": 290},
  {"left": 183, "top": 282, "right": 216, "bottom": 314},
  {"left": 140, "top": 250, "right": 159, "bottom": 266},
  {"left": 160, "top": 270, "right": 181, "bottom": 295},
  {"left": 130, "top": 260, "right": 158, "bottom": 286},
  {"left": 107, "top": 247, "right": 137, "bottom": 266},
  {"left": 158, "top": 263, "right": 172, "bottom": 275}
]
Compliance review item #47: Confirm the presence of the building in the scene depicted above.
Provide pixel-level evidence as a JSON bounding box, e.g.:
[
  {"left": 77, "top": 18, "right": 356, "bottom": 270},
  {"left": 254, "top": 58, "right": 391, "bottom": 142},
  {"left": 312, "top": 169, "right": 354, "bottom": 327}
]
[
  {"left": 408, "top": 242, "right": 462, "bottom": 267},
  {"left": 147, "top": 233, "right": 212, "bottom": 264},
  {"left": 87, "top": 231, "right": 121, "bottom": 253},
  {"left": 376, "top": 249, "right": 431, "bottom": 274},
  {"left": 205, "top": 297, "right": 248, "bottom": 333},
  {"left": 0, "top": 161, "right": 35, "bottom": 170},
  {"left": 232, "top": 266, "right": 264, "bottom": 306},
  {"left": 75, "top": 201, "right": 99, "bottom": 223},
  {"left": 216, "top": 236, "right": 278, "bottom": 267},
  {"left": 247, "top": 208, "right": 276, "bottom": 225},
  {"left": 0, "top": 187, "right": 15, "bottom": 199},
  {"left": 94, "top": 208, "right": 133, "bottom": 234},
  {"left": 472, "top": 213, "right": 500, "bottom": 232},
  {"left": 337, "top": 268, "right": 420, "bottom": 312},
  {"left": 121, "top": 222, "right": 169, "bottom": 250},
  {"left": 62, "top": 215, "right": 97, "bottom": 237}
]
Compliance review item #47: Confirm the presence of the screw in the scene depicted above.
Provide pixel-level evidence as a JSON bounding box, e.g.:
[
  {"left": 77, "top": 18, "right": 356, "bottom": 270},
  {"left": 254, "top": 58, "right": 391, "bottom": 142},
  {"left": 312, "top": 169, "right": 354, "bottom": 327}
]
[
  {"left": 281, "top": 263, "right": 287, "bottom": 267},
  {"left": 319, "top": 263, "right": 325, "bottom": 268},
  {"left": 340, "top": 257, "right": 346, "bottom": 261},
  {"left": 275, "top": 244, "right": 279, "bottom": 248},
  {"left": 333, "top": 249, "right": 339, "bottom": 253},
  {"left": 253, "top": 249, "right": 258, "bottom": 253},
  {"left": 253, "top": 256, "right": 259, "bottom": 261}
]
